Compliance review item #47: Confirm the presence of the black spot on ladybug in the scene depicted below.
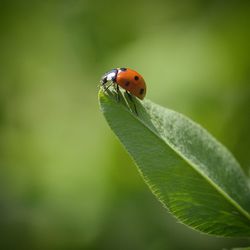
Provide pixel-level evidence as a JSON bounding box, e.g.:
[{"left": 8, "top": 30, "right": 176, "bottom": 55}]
[
  {"left": 125, "top": 81, "right": 130, "bottom": 86},
  {"left": 134, "top": 76, "right": 139, "bottom": 80},
  {"left": 140, "top": 88, "right": 144, "bottom": 95},
  {"left": 120, "top": 68, "right": 127, "bottom": 71}
]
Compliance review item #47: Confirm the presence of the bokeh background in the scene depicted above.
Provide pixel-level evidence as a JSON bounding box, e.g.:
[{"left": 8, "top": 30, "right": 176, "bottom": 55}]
[{"left": 1, "top": 1, "right": 250, "bottom": 249}]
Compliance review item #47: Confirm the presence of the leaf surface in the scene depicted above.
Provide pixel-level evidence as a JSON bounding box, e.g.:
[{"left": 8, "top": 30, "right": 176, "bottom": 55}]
[{"left": 98, "top": 89, "right": 250, "bottom": 237}]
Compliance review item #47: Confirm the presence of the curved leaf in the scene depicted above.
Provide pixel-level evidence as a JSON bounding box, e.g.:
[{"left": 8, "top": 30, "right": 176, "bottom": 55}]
[{"left": 98, "top": 89, "right": 250, "bottom": 237}]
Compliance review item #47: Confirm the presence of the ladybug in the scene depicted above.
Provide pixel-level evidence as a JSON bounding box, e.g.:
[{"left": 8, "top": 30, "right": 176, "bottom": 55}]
[{"left": 100, "top": 67, "right": 146, "bottom": 100}]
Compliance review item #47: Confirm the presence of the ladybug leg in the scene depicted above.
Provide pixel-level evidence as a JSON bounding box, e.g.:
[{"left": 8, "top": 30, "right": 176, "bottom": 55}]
[
  {"left": 126, "top": 91, "right": 138, "bottom": 115},
  {"left": 116, "top": 84, "right": 121, "bottom": 102},
  {"left": 100, "top": 76, "right": 111, "bottom": 92},
  {"left": 100, "top": 76, "right": 107, "bottom": 86},
  {"left": 102, "top": 83, "right": 112, "bottom": 92}
]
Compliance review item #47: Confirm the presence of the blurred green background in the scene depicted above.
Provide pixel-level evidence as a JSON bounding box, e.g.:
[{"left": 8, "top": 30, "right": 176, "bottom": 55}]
[{"left": 1, "top": 1, "right": 250, "bottom": 249}]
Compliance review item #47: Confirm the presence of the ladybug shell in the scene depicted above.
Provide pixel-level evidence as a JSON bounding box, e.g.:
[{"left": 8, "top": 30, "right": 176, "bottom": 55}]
[{"left": 116, "top": 68, "right": 146, "bottom": 100}]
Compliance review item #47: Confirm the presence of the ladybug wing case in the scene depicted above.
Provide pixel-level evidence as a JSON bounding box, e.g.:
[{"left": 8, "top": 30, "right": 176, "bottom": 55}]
[{"left": 116, "top": 69, "right": 146, "bottom": 100}]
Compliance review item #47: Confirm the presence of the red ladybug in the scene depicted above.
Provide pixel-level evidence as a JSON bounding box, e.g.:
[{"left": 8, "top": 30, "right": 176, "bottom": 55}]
[{"left": 100, "top": 68, "right": 146, "bottom": 100}]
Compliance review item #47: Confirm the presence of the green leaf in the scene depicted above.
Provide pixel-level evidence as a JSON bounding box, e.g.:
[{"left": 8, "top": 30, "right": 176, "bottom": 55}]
[{"left": 98, "top": 89, "right": 250, "bottom": 237}]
